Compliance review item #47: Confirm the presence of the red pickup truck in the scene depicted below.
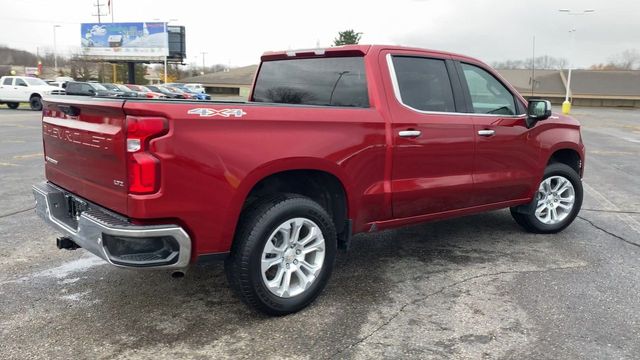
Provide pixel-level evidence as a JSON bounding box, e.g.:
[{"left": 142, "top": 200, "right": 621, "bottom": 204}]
[{"left": 33, "top": 45, "right": 585, "bottom": 315}]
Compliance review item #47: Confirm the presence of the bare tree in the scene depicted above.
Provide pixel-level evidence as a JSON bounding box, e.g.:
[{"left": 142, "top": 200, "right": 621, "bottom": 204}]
[
  {"left": 493, "top": 55, "right": 568, "bottom": 70},
  {"left": 608, "top": 49, "right": 640, "bottom": 70}
]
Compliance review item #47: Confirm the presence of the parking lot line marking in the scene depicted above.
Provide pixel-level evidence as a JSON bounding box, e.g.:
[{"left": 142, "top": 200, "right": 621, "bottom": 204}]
[
  {"left": 0, "top": 161, "right": 19, "bottom": 167},
  {"left": 583, "top": 181, "right": 640, "bottom": 234},
  {"left": 13, "top": 152, "right": 43, "bottom": 160}
]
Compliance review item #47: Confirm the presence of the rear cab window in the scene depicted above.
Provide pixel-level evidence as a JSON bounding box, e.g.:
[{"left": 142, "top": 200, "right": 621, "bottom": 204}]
[
  {"left": 252, "top": 57, "right": 369, "bottom": 107},
  {"left": 2, "top": 77, "right": 13, "bottom": 86}
]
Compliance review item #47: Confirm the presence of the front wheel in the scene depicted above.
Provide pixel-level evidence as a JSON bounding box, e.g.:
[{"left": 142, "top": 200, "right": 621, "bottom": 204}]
[
  {"left": 7, "top": 102, "right": 19, "bottom": 109},
  {"left": 511, "top": 162, "right": 583, "bottom": 233},
  {"left": 225, "top": 194, "right": 337, "bottom": 315},
  {"left": 29, "top": 96, "right": 42, "bottom": 111}
]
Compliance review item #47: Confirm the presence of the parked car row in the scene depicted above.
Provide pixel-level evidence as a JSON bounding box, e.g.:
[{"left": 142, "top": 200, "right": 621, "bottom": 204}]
[
  {"left": 63, "top": 81, "right": 212, "bottom": 100},
  {"left": 1, "top": 77, "right": 211, "bottom": 110}
]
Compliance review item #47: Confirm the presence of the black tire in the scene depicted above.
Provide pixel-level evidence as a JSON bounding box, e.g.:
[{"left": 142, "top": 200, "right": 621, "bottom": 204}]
[
  {"left": 29, "top": 96, "right": 42, "bottom": 111},
  {"left": 510, "top": 163, "right": 583, "bottom": 233},
  {"left": 7, "top": 102, "right": 19, "bottom": 109},
  {"left": 225, "top": 194, "right": 337, "bottom": 316}
]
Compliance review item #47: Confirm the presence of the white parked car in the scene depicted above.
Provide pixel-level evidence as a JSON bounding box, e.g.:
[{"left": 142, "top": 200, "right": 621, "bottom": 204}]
[
  {"left": 0, "top": 76, "right": 65, "bottom": 110},
  {"left": 184, "top": 83, "right": 206, "bottom": 94}
]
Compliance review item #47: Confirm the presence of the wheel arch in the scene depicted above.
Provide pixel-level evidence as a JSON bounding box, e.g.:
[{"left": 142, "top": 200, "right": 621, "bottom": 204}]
[
  {"left": 546, "top": 147, "right": 583, "bottom": 177},
  {"left": 222, "top": 158, "right": 352, "bottom": 251}
]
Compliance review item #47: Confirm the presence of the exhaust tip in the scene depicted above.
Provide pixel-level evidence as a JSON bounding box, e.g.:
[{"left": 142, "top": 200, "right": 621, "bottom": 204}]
[
  {"left": 56, "top": 237, "right": 80, "bottom": 250},
  {"left": 171, "top": 271, "right": 185, "bottom": 279}
]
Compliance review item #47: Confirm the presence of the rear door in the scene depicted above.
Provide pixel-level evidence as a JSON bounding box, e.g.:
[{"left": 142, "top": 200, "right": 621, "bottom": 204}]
[
  {"left": 0, "top": 77, "right": 16, "bottom": 101},
  {"left": 42, "top": 98, "right": 129, "bottom": 214},
  {"left": 456, "top": 61, "right": 539, "bottom": 205},
  {"left": 384, "top": 52, "right": 476, "bottom": 218}
]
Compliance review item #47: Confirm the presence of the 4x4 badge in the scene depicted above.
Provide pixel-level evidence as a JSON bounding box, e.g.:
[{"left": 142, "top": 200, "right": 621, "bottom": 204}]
[{"left": 187, "top": 108, "right": 247, "bottom": 118}]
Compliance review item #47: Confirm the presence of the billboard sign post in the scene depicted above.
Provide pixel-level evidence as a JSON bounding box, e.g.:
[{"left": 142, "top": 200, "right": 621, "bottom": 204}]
[{"left": 80, "top": 22, "right": 168, "bottom": 61}]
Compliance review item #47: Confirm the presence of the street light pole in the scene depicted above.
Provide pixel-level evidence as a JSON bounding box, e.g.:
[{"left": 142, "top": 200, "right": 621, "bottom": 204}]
[
  {"left": 558, "top": 8, "right": 595, "bottom": 114},
  {"left": 53, "top": 25, "right": 61, "bottom": 74}
]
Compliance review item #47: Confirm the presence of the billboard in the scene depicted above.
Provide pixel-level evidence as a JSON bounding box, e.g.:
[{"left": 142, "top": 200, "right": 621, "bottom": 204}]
[{"left": 80, "top": 22, "right": 168, "bottom": 60}]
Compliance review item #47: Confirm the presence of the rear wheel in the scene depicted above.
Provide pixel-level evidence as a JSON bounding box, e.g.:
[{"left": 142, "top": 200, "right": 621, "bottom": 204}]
[
  {"left": 225, "top": 194, "right": 337, "bottom": 315},
  {"left": 510, "top": 163, "right": 583, "bottom": 233},
  {"left": 29, "top": 96, "right": 42, "bottom": 111},
  {"left": 7, "top": 102, "right": 19, "bottom": 109}
]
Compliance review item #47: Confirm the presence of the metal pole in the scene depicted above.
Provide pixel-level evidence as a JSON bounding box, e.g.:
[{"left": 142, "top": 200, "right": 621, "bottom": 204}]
[
  {"left": 531, "top": 35, "right": 535, "bottom": 97},
  {"left": 53, "top": 25, "right": 59, "bottom": 73},
  {"left": 201, "top": 52, "right": 207, "bottom": 74},
  {"left": 164, "top": 22, "right": 168, "bottom": 83},
  {"left": 565, "top": 29, "right": 576, "bottom": 103}
]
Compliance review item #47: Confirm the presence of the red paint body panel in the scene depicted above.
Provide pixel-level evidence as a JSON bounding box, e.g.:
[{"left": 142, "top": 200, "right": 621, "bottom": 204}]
[{"left": 40, "top": 45, "right": 585, "bottom": 263}]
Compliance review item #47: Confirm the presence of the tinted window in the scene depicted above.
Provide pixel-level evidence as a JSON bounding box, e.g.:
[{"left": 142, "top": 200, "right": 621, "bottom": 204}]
[
  {"left": 392, "top": 56, "right": 455, "bottom": 112},
  {"left": 2, "top": 77, "right": 13, "bottom": 86},
  {"left": 15, "top": 78, "right": 27, "bottom": 87},
  {"left": 66, "top": 83, "right": 80, "bottom": 93},
  {"left": 253, "top": 57, "right": 369, "bottom": 107},
  {"left": 81, "top": 84, "right": 94, "bottom": 93},
  {"left": 461, "top": 63, "right": 516, "bottom": 115}
]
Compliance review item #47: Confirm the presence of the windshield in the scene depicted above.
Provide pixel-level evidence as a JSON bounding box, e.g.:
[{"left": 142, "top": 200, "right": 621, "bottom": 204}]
[
  {"left": 24, "top": 78, "right": 48, "bottom": 86},
  {"left": 116, "top": 84, "right": 131, "bottom": 92},
  {"left": 91, "top": 83, "right": 108, "bottom": 91}
]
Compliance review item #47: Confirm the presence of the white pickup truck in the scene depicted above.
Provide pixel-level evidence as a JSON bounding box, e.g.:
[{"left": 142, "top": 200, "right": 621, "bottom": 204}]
[{"left": 0, "top": 76, "right": 65, "bottom": 110}]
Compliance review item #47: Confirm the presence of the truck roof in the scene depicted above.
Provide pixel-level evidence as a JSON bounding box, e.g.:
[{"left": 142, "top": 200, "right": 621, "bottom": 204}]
[{"left": 261, "top": 44, "right": 476, "bottom": 62}]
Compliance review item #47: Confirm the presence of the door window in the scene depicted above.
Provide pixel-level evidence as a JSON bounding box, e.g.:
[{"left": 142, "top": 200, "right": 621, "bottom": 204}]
[
  {"left": 460, "top": 63, "right": 516, "bottom": 115},
  {"left": 391, "top": 56, "right": 456, "bottom": 112},
  {"left": 15, "top": 78, "right": 27, "bottom": 87},
  {"left": 2, "top": 77, "right": 13, "bottom": 86}
]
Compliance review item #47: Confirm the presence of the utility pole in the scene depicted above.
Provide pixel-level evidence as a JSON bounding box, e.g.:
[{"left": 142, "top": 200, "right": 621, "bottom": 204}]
[
  {"left": 201, "top": 52, "right": 208, "bottom": 74},
  {"left": 531, "top": 35, "right": 535, "bottom": 97},
  {"left": 92, "top": 0, "right": 108, "bottom": 24},
  {"left": 53, "top": 25, "right": 61, "bottom": 74}
]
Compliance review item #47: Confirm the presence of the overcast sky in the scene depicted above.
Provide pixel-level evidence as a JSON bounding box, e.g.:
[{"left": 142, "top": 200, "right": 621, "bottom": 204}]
[{"left": 0, "top": 0, "right": 638, "bottom": 68}]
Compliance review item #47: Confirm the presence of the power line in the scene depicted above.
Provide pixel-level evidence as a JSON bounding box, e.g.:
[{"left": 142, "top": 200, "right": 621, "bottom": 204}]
[{"left": 92, "top": 0, "right": 108, "bottom": 24}]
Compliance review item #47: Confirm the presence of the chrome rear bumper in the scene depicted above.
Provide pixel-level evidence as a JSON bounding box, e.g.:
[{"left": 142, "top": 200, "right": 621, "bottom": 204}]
[{"left": 32, "top": 182, "right": 191, "bottom": 270}]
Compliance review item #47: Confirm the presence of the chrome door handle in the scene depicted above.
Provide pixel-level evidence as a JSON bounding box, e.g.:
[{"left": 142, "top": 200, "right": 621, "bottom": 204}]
[
  {"left": 399, "top": 130, "right": 422, "bottom": 138},
  {"left": 477, "top": 129, "right": 495, "bottom": 137}
]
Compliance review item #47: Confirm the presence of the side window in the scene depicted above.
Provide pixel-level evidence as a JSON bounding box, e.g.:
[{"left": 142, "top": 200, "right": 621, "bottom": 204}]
[
  {"left": 391, "top": 56, "right": 456, "bottom": 112},
  {"left": 2, "top": 77, "right": 13, "bottom": 86},
  {"left": 66, "top": 83, "right": 78, "bottom": 93},
  {"left": 82, "top": 84, "right": 93, "bottom": 93},
  {"left": 460, "top": 63, "right": 517, "bottom": 115},
  {"left": 15, "top": 78, "right": 27, "bottom": 87}
]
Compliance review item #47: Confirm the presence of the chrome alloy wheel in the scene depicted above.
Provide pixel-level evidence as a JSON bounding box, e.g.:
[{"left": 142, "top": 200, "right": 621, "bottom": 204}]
[
  {"left": 261, "top": 218, "right": 326, "bottom": 298},
  {"left": 535, "top": 175, "right": 576, "bottom": 225}
]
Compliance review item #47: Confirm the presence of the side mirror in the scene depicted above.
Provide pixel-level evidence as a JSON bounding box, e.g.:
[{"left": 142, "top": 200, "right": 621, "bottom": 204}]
[
  {"left": 88, "top": 89, "right": 96, "bottom": 95},
  {"left": 526, "top": 99, "right": 552, "bottom": 128}
]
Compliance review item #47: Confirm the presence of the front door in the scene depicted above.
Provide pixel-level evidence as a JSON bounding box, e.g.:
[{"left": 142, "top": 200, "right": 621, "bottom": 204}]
[
  {"left": 386, "top": 54, "right": 476, "bottom": 218},
  {"left": 457, "top": 62, "right": 540, "bottom": 205}
]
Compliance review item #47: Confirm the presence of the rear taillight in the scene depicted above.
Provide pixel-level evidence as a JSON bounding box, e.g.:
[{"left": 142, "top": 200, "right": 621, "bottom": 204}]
[{"left": 125, "top": 116, "right": 168, "bottom": 194}]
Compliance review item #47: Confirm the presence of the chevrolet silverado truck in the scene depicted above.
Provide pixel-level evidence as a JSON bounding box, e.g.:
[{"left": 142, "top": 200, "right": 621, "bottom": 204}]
[
  {"left": 32, "top": 45, "right": 585, "bottom": 315},
  {"left": 0, "top": 76, "right": 65, "bottom": 110}
]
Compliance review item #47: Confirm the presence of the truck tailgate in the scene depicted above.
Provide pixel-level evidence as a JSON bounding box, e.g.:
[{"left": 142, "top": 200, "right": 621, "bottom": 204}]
[{"left": 42, "top": 98, "right": 128, "bottom": 214}]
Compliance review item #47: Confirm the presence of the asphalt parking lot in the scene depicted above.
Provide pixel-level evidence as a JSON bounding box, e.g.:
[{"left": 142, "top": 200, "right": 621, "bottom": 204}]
[{"left": 0, "top": 106, "right": 639, "bottom": 359}]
